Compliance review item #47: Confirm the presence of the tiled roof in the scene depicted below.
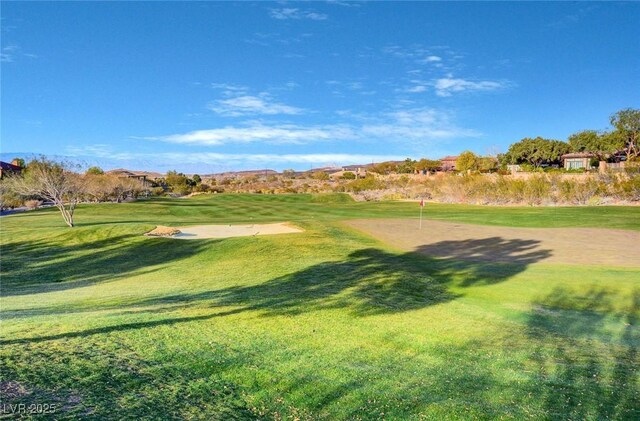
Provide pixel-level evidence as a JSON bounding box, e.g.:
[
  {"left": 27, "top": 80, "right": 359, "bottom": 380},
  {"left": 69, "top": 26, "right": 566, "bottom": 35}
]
[
  {"left": 0, "top": 161, "right": 22, "bottom": 171},
  {"left": 561, "top": 153, "right": 595, "bottom": 158}
]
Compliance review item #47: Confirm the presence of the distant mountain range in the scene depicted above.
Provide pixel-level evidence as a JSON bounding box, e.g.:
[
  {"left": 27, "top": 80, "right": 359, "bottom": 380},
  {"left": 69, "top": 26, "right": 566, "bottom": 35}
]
[
  {"left": 0, "top": 152, "right": 378, "bottom": 177},
  {"left": 0, "top": 152, "right": 268, "bottom": 176}
]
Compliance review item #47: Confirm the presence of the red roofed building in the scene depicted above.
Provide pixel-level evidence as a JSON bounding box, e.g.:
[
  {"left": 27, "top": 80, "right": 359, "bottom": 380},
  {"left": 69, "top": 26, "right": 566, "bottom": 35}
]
[
  {"left": 0, "top": 160, "right": 23, "bottom": 179},
  {"left": 440, "top": 156, "right": 458, "bottom": 171}
]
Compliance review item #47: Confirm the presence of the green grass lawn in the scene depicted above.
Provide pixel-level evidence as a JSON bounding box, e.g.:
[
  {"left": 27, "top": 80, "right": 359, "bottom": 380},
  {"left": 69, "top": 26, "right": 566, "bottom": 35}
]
[{"left": 1, "top": 194, "right": 639, "bottom": 419}]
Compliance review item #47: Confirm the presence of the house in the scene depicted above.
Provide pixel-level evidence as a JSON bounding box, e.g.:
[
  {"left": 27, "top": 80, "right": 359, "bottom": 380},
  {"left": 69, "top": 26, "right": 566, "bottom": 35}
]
[
  {"left": 440, "top": 156, "right": 458, "bottom": 171},
  {"left": 341, "top": 165, "right": 367, "bottom": 177},
  {"left": 0, "top": 160, "right": 23, "bottom": 179},
  {"left": 106, "top": 169, "right": 152, "bottom": 187},
  {"left": 561, "top": 153, "right": 595, "bottom": 170}
]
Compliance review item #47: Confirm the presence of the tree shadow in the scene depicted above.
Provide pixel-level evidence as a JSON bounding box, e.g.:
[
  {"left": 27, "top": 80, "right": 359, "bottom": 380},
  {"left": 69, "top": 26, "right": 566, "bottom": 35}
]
[
  {"left": 0, "top": 309, "right": 243, "bottom": 346},
  {"left": 2, "top": 237, "right": 550, "bottom": 343},
  {"left": 1, "top": 235, "right": 212, "bottom": 296},
  {"left": 414, "top": 236, "right": 551, "bottom": 264},
  {"left": 525, "top": 286, "right": 639, "bottom": 419},
  {"left": 130, "top": 238, "right": 551, "bottom": 318}
]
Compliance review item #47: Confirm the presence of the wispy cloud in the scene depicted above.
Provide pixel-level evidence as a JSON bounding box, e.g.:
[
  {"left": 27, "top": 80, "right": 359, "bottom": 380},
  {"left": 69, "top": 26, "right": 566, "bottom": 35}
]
[
  {"left": 433, "top": 76, "right": 508, "bottom": 97},
  {"left": 1, "top": 44, "right": 38, "bottom": 62},
  {"left": 145, "top": 107, "right": 477, "bottom": 147},
  {"left": 362, "top": 108, "right": 479, "bottom": 139},
  {"left": 244, "top": 32, "right": 312, "bottom": 47},
  {"left": 269, "top": 8, "right": 328, "bottom": 21},
  {"left": 208, "top": 94, "right": 305, "bottom": 116},
  {"left": 1, "top": 45, "right": 18, "bottom": 62},
  {"left": 210, "top": 83, "right": 249, "bottom": 96},
  {"left": 162, "top": 152, "right": 401, "bottom": 165},
  {"left": 398, "top": 80, "right": 429, "bottom": 93},
  {"left": 65, "top": 147, "right": 403, "bottom": 169},
  {"left": 326, "top": 0, "right": 362, "bottom": 8},
  {"left": 324, "top": 79, "right": 375, "bottom": 96},
  {"left": 144, "top": 124, "right": 355, "bottom": 146}
]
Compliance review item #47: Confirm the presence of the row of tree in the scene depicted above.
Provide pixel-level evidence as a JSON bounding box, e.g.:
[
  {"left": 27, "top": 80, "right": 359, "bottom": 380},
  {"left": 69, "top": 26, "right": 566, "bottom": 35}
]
[
  {"left": 374, "top": 108, "right": 640, "bottom": 174},
  {"left": 1, "top": 158, "right": 150, "bottom": 227},
  {"left": 503, "top": 108, "right": 640, "bottom": 168}
]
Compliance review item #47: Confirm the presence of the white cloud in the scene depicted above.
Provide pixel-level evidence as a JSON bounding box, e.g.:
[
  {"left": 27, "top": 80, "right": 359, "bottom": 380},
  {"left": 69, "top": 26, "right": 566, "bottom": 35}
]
[
  {"left": 210, "top": 83, "right": 249, "bottom": 96},
  {"left": 168, "top": 153, "right": 401, "bottom": 165},
  {"left": 208, "top": 94, "right": 305, "bottom": 116},
  {"left": 421, "top": 55, "right": 442, "bottom": 63},
  {"left": 400, "top": 80, "right": 429, "bottom": 93},
  {"left": 405, "top": 85, "right": 427, "bottom": 93},
  {"left": 146, "top": 124, "right": 356, "bottom": 146},
  {"left": 269, "top": 8, "right": 328, "bottom": 20},
  {"left": 433, "top": 77, "right": 507, "bottom": 97},
  {"left": 146, "top": 108, "right": 477, "bottom": 147},
  {"left": 326, "top": 0, "right": 361, "bottom": 7},
  {"left": 363, "top": 108, "right": 478, "bottom": 139},
  {"left": 65, "top": 146, "right": 403, "bottom": 168},
  {"left": 1, "top": 45, "right": 18, "bottom": 62},
  {"left": 1, "top": 44, "right": 37, "bottom": 62}
]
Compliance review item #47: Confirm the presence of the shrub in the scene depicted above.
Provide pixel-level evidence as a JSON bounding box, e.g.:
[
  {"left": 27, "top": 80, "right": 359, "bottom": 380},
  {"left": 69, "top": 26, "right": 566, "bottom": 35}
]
[
  {"left": 523, "top": 175, "right": 551, "bottom": 205},
  {"left": 558, "top": 178, "right": 600, "bottom": 204},
  {"left": 193, "top": 184, "right": 211, "bottom": 193},
  {"left": 24, "top": 199, "right": 43, "bottom": 209},
  {"left": 151, "top": 187, "right": 165, "bottom": 196},
  {"left": 345, "top": 176, "right": 383, "bottom": 193},
  {"left": 312, "top": 171, "right": 330, "bottom": 181},
  {"left": 340, "top": 171, "right": 356, "bottom": 180},
  {"left": 613, "top": 173, "right": 640, "bottom": 201}
]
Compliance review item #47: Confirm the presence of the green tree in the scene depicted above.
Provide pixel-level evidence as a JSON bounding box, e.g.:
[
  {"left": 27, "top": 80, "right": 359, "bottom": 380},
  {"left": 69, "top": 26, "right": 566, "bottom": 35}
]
[
  {"left": 312, "top": 171, "right": 329, "bottom": 181},
  {"left": 6, "top": 158, "right": 84, "bottom": 227},
  {"left": 282, "top": 169, "right": 296, "bottom": 179},
  {"left": 610, "top": 108, "right": 640, "bottom": 160},
  {"left": 11, "top": 158, "right": 25, "bottom": 168},
  {"left": 505, "top": 137, "right": 570, "bottom": 168},
  {"left": 369, "top": 161, "right": 398, "bottom": 175},
  {"left": 456, "top": 151, "right": 479, "bottom": 172},
  {"left": 478, "top": 157, "right": 498, "bottom": 172},
  {"left": 568, "top": 130, "right": 624, "bottom": 161},
  {"left": 340, "top": 171, "right": 356, "bottom": 180},
  {"left": 192, "top": 174, "right": 202, "bottom": 184},
  {"left": 415, "top": 159, "right": 442, "bottom": 172},
  {"left": 165, "top": 170, "right": 191, "bottom": 194},
  {"left": 397, "top": 158, "right": 417, "bottom": 174},
  {"left": 85, "top": 166, "right": 104, "bottom": 175}
]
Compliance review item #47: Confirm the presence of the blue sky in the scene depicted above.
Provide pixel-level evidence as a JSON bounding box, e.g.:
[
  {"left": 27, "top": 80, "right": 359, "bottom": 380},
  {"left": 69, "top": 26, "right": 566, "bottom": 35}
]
[{"left": 2, "top": 1, "right": 639, "bottom": 173}]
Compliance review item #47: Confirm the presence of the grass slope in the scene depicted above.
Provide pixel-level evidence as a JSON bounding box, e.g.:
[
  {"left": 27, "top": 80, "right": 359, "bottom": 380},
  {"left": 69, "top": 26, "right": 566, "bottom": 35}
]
[{"left": 1, "top": 194, "right": 639, "bottom": 419}]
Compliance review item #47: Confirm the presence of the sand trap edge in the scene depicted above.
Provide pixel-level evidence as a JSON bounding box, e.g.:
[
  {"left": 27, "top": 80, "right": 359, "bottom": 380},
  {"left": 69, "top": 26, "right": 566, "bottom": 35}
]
[{"left": 166, "top": 222, "right": 303, "bottom": 239}]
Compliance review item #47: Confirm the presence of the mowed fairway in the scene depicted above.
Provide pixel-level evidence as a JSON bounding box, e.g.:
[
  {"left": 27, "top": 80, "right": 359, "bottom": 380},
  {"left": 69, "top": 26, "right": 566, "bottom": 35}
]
[{"left": 1, "top": 194, "right": 639, "bottom": 419}]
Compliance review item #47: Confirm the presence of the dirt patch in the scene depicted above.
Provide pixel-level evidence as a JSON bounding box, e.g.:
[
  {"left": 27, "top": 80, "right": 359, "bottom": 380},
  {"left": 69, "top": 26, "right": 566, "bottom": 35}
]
[
  {"left": 145, "top": 226, "right": 181, "bottom": 237},
  {"left": 0, "top": 380, "right": 87, "bottom": 416},
  {"left": 0, "top": 381, "right": 31, "bottom": 400},
  {"left": 345, "top": 219, "right": 640, "bottom": 267},
  {"left": 168, "top": 222, "right": 303, "bottom": 239}
]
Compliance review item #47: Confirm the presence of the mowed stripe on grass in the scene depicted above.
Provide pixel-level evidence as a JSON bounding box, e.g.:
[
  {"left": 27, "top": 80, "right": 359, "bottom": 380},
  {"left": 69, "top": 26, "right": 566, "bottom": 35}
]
[{"left": 1, "top": 194, "right": 639, "bottom": 419}]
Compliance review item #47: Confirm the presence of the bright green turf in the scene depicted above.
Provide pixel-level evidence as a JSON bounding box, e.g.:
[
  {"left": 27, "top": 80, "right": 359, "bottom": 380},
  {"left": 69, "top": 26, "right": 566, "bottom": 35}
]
[{"left": 1, "top": 194, "right": 639, "bottom": 419}]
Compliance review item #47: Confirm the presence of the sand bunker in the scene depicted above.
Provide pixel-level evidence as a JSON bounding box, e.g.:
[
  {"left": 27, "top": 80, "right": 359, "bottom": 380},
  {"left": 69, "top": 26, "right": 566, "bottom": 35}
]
[
  {"left": 167, "top": 222, "right": 303, "bottom": 239},
  {"left": 345, "top": 219, "right": 640, "bottom": 267}
]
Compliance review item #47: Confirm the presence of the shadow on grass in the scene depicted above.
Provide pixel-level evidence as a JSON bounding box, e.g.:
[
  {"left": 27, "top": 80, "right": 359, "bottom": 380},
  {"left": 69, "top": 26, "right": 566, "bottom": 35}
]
[
  {"left": 6, "top": 236, "right": 549, "bottom": 329},
  {"left": 526, "top": 286, "right": 640, "bottom": 419},
  {"left": 193, "top": 239, "right": 549, "bottom": 317},
  {"left": 0, "top": 235, "right": 212, "bottom": 296}
]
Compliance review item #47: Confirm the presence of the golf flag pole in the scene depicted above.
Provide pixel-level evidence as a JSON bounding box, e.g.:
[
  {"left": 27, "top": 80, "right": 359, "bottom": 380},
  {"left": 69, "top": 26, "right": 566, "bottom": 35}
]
[{"left": 419, "top": 198, "right": 424, "bottom": 229}]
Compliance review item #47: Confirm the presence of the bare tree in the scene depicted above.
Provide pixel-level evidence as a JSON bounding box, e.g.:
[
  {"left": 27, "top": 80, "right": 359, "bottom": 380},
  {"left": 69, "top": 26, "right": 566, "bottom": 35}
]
[{"left": 6, "top": 158, "right": 85, "bottom": 227}]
